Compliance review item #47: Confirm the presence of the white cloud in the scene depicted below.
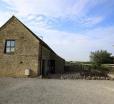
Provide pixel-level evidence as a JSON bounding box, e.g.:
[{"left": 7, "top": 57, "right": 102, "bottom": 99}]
[
  {"left": 66, "top": 0, "right": 89, "bottom": 17},
  {"left": 79, "top": 16, "right": 104, "bottom": 26},
  {"left": 1, "top": 0, "right": 100, "bottom": 18},
  {"left": 1, "top": 0, "right": 63, "bottom": 17},
  {"left": 26, "top": 25, "right": 114, "bottom": 61},
  {"left": 0, "top": 0, "right": 104, "bottom": 28},
  {"left": 0, "top": 0, "right": 113, "bottom": 61}
]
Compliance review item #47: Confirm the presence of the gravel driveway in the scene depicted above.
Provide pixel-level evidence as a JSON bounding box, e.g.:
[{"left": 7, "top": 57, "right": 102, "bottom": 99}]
[{"left": 0, "top": 78, "right": 114, "bottom": 104}]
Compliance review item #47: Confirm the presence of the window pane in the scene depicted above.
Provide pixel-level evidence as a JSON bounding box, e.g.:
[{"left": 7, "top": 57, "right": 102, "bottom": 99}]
[
  {"left": 6, "top": 48, "right": 10, "bottom": 53},
  {"left": 11, "top": 41, "right": 15, "bottom": 47},
  {"left": 11, "top": 48, "right": 15, "bottom": 52},
  {"left": 5, "top": 40, "right": 15, "bottom": 53},
  {"left": 6, "top": 41, "right": 10, "bottom": 47}
]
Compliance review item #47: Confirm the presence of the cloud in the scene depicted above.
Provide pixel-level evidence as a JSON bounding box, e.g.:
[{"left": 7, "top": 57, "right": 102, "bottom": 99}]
[
  {"left": 1, "top": 0, "right": 88, "bottom": 17},
  {"left": 25, "top": 24, "right": 114, "bottom": 61},
  {"left": 0, "top": 0, "right": 105, "bottom": 29},
  {"left": 0, "top": 0, "right": 114, "bottom": 61},
  {"left": 1, "top": 0, "right": 103, "bottom": 18},
  {"left": 79, "top": 16, "right": 104, "bottom": 26}
]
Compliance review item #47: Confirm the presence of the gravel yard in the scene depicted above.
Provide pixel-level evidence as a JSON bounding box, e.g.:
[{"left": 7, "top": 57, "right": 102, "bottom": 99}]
[{"left": 0, "top": 78, "right": 114, "bottom": 104}]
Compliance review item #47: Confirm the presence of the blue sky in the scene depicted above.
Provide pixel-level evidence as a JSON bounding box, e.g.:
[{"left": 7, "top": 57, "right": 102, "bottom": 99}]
[{"left": 0, "top": 0, "right": 114, "bottom": 61}]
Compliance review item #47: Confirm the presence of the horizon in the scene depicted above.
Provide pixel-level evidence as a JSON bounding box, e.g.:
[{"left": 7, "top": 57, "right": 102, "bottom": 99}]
[{"left": 0, "top": 0, "right": 114, "bottom": 61}]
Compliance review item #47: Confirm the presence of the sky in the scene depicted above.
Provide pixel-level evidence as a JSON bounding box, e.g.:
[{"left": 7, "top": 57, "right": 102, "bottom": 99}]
[{"left": 0, "top": 0, "right": 114, "bottom": 61}]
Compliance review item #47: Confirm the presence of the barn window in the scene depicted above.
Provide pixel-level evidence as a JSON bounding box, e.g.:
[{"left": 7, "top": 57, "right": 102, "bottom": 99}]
[{"left": 5, "top": 40, "right": 15, "bottom": 53}]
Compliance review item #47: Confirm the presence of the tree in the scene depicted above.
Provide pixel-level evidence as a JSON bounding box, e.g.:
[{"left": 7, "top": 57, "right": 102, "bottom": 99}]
[{"left": 90, "top": 50, "right": 112, "bottom": 66}]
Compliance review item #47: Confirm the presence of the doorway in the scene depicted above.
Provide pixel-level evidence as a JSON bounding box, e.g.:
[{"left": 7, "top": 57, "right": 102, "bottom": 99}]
[{"left": 42, "top": 60, "right": 48, "bottom": 76}]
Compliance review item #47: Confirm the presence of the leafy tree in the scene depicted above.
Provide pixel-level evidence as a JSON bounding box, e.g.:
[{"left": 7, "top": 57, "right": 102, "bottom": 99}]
[{"left": 90, "top": 50, "right": 112, "bottom": 66}]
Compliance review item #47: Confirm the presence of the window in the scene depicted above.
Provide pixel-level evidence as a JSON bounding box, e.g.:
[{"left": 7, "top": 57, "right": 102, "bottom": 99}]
[{"left": 5, "top": 40, "right": 15, "bottom": 53}]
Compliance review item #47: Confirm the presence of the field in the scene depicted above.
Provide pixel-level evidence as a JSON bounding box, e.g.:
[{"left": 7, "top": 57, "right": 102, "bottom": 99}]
[{"left": 0, "top": 78, "right": 114, "bottom": 104}]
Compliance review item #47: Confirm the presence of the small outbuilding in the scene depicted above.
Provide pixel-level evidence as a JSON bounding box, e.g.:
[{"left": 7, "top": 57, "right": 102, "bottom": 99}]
[{"left": 0, "top": 16, "right": 65, "bottom": 77}]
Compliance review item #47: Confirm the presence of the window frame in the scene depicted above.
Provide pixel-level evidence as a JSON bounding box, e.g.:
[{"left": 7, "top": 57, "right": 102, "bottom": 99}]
[{"left": 4, "top": 40, "right": 16, "bottom": 54}]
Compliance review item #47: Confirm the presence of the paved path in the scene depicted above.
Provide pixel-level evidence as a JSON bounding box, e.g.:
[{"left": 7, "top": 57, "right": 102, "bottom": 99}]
[{"left": 0, "top": 78, "right": 114, "bottom": 104}]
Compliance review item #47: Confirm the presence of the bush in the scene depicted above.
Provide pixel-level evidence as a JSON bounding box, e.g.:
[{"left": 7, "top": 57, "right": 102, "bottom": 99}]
[{"left": 90, "top": 50, "right": 112, "bottom": 66}]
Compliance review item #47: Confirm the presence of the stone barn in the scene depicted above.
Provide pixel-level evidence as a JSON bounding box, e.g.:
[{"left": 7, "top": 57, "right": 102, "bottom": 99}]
[{"left": 0, "top": 16, "right": 65, "bottom": 77}]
